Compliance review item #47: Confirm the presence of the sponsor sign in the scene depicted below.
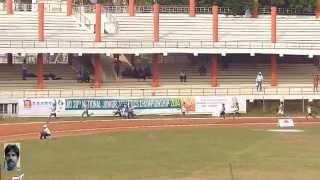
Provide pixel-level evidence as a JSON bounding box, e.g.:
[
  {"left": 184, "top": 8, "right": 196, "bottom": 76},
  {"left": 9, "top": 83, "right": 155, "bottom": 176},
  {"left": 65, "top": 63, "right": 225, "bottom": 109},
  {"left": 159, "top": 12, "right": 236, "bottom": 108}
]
[
  {"left": 17, "top": 96, "right": 247, "bottom": 117},
  {"left": 18, "top": 97, "right": 182, "bottom": 117},
  {"left": 18, "top": 98, "right": 65, "bottom": 117},
  {"left": 195, "top": 96, "right": 246, "bottom": 116},
  {"left": 278, "top": 118, "right": 295, "bottom": 128}
]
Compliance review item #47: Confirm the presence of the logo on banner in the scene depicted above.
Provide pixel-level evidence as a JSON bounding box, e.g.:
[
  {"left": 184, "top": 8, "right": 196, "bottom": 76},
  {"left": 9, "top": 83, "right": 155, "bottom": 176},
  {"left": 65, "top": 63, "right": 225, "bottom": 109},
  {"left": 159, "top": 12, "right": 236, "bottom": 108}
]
[
  {"left": 181, "top": 97, "right": 195, "bottom": 112},
  {"left": 23, "top": 100, "right": 31, "bottom": 109}
]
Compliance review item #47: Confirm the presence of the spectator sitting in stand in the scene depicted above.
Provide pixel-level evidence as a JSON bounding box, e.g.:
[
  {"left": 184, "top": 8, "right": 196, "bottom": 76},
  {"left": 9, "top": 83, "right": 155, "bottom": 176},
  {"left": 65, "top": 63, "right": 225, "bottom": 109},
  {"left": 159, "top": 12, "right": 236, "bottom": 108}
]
[
  {"left": 179, "top": 70, "right": 187, "bottom": 82},
  {"left": 43, "top": 73, "right": 62, "bottom": 80},
  {"left": 21, "top": 64, "right": 37, "bottom": 80},
  {"left": 199, "top": 65, "right": 207, "bottom": 76},
  {"left": 143, "top": 65, "right": 152, "bottom": 78},
  {"left": 22, "top": 64, "right": 27, "bottom": 80},
  {"left": 132, "top": 66, "right": 138, "bottom": 79},
  {"left": 121, "top": 67, "right": 132, "bottom": 77}
]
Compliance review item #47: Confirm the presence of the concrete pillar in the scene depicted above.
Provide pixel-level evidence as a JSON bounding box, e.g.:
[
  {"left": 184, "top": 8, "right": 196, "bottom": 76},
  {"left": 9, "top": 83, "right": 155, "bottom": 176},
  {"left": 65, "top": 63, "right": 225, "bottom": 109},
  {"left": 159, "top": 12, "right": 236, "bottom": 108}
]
[
  {"left": 6, "top": 0, "right": 13, "bottom": 15},
  {"left": 38, "top": 3, "right": 44, "bottom": 41},
  {"left": 152, "top": 54, "right": 160, "bottom": 87},
  {"left": 211, "top": 54, "right": 218, "bottom": 87},
  {"left": 212, "top": 5, "right": 219, "bottom": 42},
  {"left": 129, "top": 0, "right": 135, "bottom": 16},
  {"left": 316, "top": 0, "right": 320, "bottom": 18},
  {"left": 271, "top": 54, "right": 277, "bottom": 86},
  {"left": 36, "top": 54, "right": 44, "bottom": 89},
  {"left": 189, "top": 0, "right": 195, "bottom": 17},
  {"left": 7, "top": 53, "right": 12, "bottom": 65},
  {"left": 271, "top": 6, "right": 277, "bottom": 43},
  {"left": 251, "top": 0, "right": 259, "bottom": 18},
  {"left": 153, "top": 4, "right": 160, "bottom": 43},
  {"left": 95, "top": 4, "right": 101, "bottom": 42},
  {"left": 67, "top": 0, "right": 72, "bottom": 16},
  {"left": 94, "top": 54, "right": 101, "bottom": 88}
]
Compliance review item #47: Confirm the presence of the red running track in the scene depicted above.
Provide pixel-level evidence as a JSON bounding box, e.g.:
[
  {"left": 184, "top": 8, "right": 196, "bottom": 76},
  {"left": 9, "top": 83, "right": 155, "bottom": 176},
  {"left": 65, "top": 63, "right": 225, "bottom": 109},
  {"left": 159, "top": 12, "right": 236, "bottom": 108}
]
[{"left": 0, "top": 117, "right": 319, "bottom": 142}]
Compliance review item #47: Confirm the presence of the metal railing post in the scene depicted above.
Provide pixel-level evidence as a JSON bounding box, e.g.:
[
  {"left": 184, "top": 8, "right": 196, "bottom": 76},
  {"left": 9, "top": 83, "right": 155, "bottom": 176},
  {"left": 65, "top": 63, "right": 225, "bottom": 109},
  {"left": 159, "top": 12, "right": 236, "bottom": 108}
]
[{"left": 289, "top": 87, "right": 291, "bottom": 95}]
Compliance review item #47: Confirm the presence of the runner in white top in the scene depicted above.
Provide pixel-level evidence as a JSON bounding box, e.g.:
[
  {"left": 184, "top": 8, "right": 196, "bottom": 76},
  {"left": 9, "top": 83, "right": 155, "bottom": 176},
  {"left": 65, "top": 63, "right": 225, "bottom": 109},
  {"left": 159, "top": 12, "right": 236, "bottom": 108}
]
[{"left": 306, "top": 105, "right": 316, "bottom": 120}]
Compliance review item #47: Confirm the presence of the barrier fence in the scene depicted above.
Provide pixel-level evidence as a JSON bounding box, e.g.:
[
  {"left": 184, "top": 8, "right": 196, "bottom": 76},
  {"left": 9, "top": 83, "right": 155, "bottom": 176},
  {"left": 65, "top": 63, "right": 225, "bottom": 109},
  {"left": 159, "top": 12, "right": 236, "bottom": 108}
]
[
  {"left": 0, "top": 3, "right": 316, "bottom": 16},
  {"left": 0, "top": 86, "right": 317, "bottom": 98},
  {"left": 0, "top": 40, "right": 320, "bottom": 50}
]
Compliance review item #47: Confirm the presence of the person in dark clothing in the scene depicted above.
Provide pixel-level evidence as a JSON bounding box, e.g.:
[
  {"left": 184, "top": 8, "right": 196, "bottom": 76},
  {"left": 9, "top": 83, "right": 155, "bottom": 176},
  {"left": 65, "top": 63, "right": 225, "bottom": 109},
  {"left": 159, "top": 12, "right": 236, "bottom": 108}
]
[
  {"left": 143, "top": 65, "right": 152, "bottom": 78},
  {"left": 81, "top": 101, "right": 90, "bottom": 118},
  {"left": 114, "top": 60, "right": 121, "bottom": 79},
  {"left": 199, "top": 65, "right": 207, "bottom": 76},
  {"left": 179, "top": 70, "right": 187, "bottom": 82},
  {"left": 313, "top": 74, "right": 319, "bottom": 92},
  {"left": 220, "top": 103, "right": 226, "bottom": 119},
  {"left": 22, "top": 65, "right": 27, "bottom": 80},
  {"left": 114, "top": 103, "right": 123, "bottom": 117},
  {"left": 136, "top": 68, "right": 144, "bottom": 81}
]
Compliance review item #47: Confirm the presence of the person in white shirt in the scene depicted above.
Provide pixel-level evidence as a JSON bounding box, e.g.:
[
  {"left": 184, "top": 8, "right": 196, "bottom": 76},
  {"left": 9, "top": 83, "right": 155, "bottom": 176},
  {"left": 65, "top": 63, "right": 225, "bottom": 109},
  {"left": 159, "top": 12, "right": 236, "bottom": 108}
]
[
  {"left": 232, "top": 102, "right": 240, "bottom": 119},
  {"left": 277, "top": 102, "right": 284, "bottom": 117},
  {"left": 48, "top": 99, "right": 57, "bottom": 121},
  {"left": 256, "top": 72, "right": 264, "bottom": 92},
  {"left": 306, "top": 105, "right": 316, "bottom": 120},
  {"left": 40, "top": 124, "right": 51, "bottom": 140}
]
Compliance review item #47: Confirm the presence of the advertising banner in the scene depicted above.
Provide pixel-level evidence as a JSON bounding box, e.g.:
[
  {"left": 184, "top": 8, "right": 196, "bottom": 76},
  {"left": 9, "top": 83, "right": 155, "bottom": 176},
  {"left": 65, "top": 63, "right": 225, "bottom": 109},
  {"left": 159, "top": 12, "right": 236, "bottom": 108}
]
[
  {"left": 17, "top": 96, "right": 247, "bottom": 117},
  {"left": 194, "top": 96, "right": 246, "bottom": 116},
  {"left": 18, "top": 97, "right": 182, "bottom": 117},
  {"left": 17, "top": 98, "right": 65, "bottom": 117}
]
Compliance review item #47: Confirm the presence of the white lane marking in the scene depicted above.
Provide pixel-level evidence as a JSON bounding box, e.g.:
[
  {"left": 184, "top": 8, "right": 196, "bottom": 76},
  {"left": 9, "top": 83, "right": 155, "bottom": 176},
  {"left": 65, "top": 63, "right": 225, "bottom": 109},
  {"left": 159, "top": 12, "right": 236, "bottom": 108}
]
[
  {"left": 0, "top": 117, "right": 311, "bottom": 126},
  {"left": 1, "top": 121, "right": 320, "bottom": 141}
]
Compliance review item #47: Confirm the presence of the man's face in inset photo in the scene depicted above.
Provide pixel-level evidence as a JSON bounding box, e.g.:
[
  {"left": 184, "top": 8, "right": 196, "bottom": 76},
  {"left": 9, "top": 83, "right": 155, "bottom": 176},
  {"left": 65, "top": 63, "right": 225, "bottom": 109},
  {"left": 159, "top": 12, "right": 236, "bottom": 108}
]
[{"left": 4, "top": 144, "right": 20, "bottom": 171}]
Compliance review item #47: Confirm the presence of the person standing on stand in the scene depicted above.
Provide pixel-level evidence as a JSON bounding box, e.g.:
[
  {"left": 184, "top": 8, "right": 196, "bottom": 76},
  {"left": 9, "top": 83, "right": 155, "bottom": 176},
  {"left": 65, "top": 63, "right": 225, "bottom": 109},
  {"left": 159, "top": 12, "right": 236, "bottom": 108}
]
[
  {"left": 256, "top": 72, "right": 264, "bottom": 92},
  {"left": 313, "top": 74, "right": 319, "bottom": 92}
]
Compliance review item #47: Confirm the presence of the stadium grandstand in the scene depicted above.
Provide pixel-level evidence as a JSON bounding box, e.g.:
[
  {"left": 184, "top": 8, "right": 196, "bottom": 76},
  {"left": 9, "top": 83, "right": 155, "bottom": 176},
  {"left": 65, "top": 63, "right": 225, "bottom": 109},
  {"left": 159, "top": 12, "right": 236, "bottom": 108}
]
[
  {"left": 0, "top": 0, "right": 319, "bottom": 115},
  {"left": 2, "top": 1, "right": 320, "bottom": 179}
]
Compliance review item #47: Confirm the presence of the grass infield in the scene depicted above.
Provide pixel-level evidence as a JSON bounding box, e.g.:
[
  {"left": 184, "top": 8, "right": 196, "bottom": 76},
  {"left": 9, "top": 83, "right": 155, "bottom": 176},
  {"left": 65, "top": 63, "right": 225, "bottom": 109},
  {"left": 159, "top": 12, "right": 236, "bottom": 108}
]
[{"left": 1, "top": 127, "right": 320, "bottom": 180}]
